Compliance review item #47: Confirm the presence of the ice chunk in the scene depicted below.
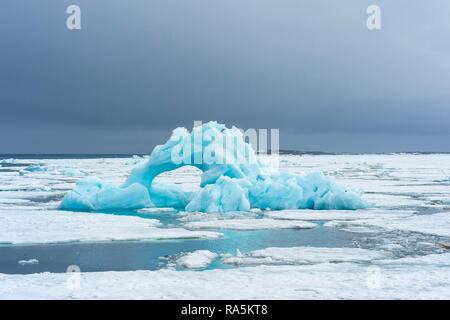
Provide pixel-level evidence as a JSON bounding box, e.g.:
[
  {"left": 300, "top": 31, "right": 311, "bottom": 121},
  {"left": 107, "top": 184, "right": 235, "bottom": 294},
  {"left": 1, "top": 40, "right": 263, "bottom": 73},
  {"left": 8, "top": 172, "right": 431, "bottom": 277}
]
[
  {"left": 186, "top": 176, "right": 251, "bottom": 213},
  {"left": 176, "top": 250, "right": 218, "bottom": 269},
  {"left": 20, "top": 165, "right": 48, "bottom": 175},
  {"left": 148, "top": 183, "right": 193, "bottom": 208},
  {"left": 248, "top": 171, "right": 366, "bottom": 211},
  {"left": 18, "top": 259, "right": 39, "bottom": 266},
  {"left": 59, "top": 178, "right": 153, "bottom": 211},
  {"left": 60, "top": 122, "right": 366, "bottom": 213},
  {"left": 184, "top": 218, "right": 316, "bottom": 230}
]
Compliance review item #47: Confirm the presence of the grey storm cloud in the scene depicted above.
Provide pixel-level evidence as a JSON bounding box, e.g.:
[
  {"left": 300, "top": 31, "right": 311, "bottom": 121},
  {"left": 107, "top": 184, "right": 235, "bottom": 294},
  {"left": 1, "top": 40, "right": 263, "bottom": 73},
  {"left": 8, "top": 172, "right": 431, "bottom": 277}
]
[{"left": 1, "top": 0, "right": 450, "bottom": 153}]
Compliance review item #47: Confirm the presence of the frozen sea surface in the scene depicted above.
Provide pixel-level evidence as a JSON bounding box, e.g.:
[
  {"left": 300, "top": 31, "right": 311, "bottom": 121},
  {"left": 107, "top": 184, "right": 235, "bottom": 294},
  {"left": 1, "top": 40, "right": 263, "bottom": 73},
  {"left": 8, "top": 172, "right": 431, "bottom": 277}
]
[{"left": 1, "top": 154, "right": 450, "bottom": 299}]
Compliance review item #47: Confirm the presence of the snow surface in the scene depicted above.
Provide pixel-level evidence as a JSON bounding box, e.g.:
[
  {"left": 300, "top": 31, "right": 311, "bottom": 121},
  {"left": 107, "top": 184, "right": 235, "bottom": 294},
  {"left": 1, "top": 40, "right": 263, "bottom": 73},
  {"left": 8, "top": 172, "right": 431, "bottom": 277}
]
[
  {"left": 176, "top": 250, "right": 218, "bottom": 269},
  {"left": 222, "top": 247, "right": 390, "bottom": 266},
  {"left": 137, "top": 207, "right": 177, "bottom": 214},
  {"left": 2, "top": 253, "right": 450, "bottom": 299},
  {"left": 327, "top": 212, "right": 450, "bottom": 238},
  {"left": 263, "top": 209, "right": 413, "bottom": 221},
  {"left": 2, "top": 153, "right": 450, "bottom": 299},
  {"left": 184, "top": 218, "right": 316, "bottom": 230},
  {"left": 0, "top": 210, "right": 222, "bottom": 244}
]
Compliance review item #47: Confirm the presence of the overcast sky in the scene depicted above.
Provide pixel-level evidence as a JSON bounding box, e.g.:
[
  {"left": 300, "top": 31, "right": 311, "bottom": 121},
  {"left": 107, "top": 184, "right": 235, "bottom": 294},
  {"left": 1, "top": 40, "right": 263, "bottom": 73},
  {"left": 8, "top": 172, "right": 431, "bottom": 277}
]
[{"left": 1, "top": 0, "right": 450, "bottom": 153}]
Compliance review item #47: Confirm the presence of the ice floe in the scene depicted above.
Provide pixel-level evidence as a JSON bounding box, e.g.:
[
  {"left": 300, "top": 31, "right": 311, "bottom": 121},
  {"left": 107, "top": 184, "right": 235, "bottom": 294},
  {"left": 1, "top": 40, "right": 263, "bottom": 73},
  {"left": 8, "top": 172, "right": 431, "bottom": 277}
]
[
  {"left": 263, "top": 209, "right": 413, "bottom": 221},
  {"left": 0, "top": 210, "right": 222, "bottom": 244},
  {"left": 137, "top": 207, "right": 177, "bottom": 214},
  {"left": 184, "top": 218, "right": 316, "bottom": 230},
  {"left": 18, "top": 259, "right": 39, "bottom": 266},
  {"left": 176, "top": 250, "right": 218, "bottom": 269},
  {"left": 0, "top": 198, "right": 31, "bottom": 205},
  {"left": 222, "top": 247, "right": 390, "bottom": 266},
  {"left": 363, "top": 193, "right": 424, "bottom": 208},
  {"left": 326, "top": 212, "right": 450, "bottom": 237},
  {"left": 7, "top": 163, "right": 87, "bottom": 178},
  {"left": 2, "top": 253, "right": 450, "bottom": 299}
]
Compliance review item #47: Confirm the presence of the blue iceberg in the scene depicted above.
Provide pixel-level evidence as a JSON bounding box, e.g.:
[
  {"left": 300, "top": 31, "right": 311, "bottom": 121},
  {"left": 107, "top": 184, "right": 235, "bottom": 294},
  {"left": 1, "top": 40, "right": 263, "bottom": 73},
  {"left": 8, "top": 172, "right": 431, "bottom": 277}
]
[
  {"left": 60, "top": 122, "right": 366, "bottom": 213},
  {"left": 60, "top": 178, "right": 153, "bottom": 211}
]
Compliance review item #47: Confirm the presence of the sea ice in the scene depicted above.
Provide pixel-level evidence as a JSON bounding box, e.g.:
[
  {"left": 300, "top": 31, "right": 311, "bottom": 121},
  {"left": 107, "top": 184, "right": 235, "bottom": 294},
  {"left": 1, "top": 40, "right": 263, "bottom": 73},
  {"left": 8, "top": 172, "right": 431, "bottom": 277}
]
[
  {"left": 176, "top": 250, "right": 218, "bottom": 269},
  {"left": 222, "top": 247, "right": 389, "bottom": 266},
  {"left": 0, "top": 198, "right": 31, "bottom": 205},
  {"left": 137, "top": 207, "right": 177, "bottom": 214},
  {"left": 20, "top": 165, "right": 88, "bottom": 177},
  {"left": 184, "top": 218, "right": 316, "bottom": 230},
  {"left": 0, "top": 209, "right": 222, "bottom": 244},
  {"left": 326, "top": 212, "right": 450, "bottom": 238},
  {"left": 60, "top": 122, "right": 366, "bottom": 213},
  {"left": 20, "top": 165, "right": 48, "bottom": 175},
  {"left": 2, "top": 153, "right": 450, "bottom": 299},
  {"left": 18, "top": 259, "right": 39, "bottom": 266},
  {"left": 3, "top": 253, "right": 450, "bottom": 299},
  {"left": 59, "top": 178, "right": 153, "bottom": 211},
  {"left": 263, "top": 209, "right": 413, "bottom": 221},
  {"left": 0, "top": 158, "right": 16, "bottom": 164},
  {"left": 363, "top": 193, "right": 424, "bottom": 208}
]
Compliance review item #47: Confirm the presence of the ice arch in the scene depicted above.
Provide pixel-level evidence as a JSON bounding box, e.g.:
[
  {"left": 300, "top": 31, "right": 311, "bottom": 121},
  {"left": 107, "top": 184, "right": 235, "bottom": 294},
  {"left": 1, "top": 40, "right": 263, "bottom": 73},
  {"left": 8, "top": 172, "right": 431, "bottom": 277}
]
[
  {"left": 60, "top": 122, "right": 367, "bottom": 213},
  {"left": 152, "top": 166, "right": 203, "bottom": 191},
  {"left": 123, "top": 123, "right": 264, "bottom": 189}
]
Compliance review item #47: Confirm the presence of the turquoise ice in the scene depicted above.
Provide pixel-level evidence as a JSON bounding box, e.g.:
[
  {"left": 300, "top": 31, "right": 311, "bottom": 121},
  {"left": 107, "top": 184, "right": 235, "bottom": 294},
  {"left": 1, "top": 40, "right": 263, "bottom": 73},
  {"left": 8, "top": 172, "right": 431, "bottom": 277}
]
[{"left": 60, "top": 122, "right": 366, "bottom": 212}]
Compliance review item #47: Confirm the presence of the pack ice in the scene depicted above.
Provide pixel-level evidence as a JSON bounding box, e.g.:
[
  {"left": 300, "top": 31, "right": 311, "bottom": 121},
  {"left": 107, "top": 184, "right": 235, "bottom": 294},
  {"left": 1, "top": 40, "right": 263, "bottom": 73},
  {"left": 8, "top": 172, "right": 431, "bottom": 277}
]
[{"left": 60, "top": 122, "right": 366, "bottom": 213}]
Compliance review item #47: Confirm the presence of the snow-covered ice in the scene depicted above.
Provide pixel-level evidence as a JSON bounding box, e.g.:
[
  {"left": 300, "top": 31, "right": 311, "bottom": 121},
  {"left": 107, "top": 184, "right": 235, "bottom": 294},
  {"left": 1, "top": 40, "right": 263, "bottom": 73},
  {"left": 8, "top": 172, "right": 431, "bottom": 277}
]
[
  {"left": 221, "top": 247, "right": 390, "bottom": 266},
  {"left": 326, "top": 212, "right": 450, "bottom": 238},
  {"left": 0, "top": 209, "right": 222, "bottom": 244},
  {"left": 1, "top": 153, "right": 450, "bottom": 299},
  {"left": 137, "top": 207, "right": 177, "bottom": 214},
  {"left": 2, "top": 253, "right": 450, "bottom": 299},
  {"left": 263, "top": 209, "right": 413, "bottom": 221},
  {"left": 184, "top": 218, "right": 316, "bottom": 230},
  {"left": 176, "top": 250, "right": 218, "bottom": 269}
]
